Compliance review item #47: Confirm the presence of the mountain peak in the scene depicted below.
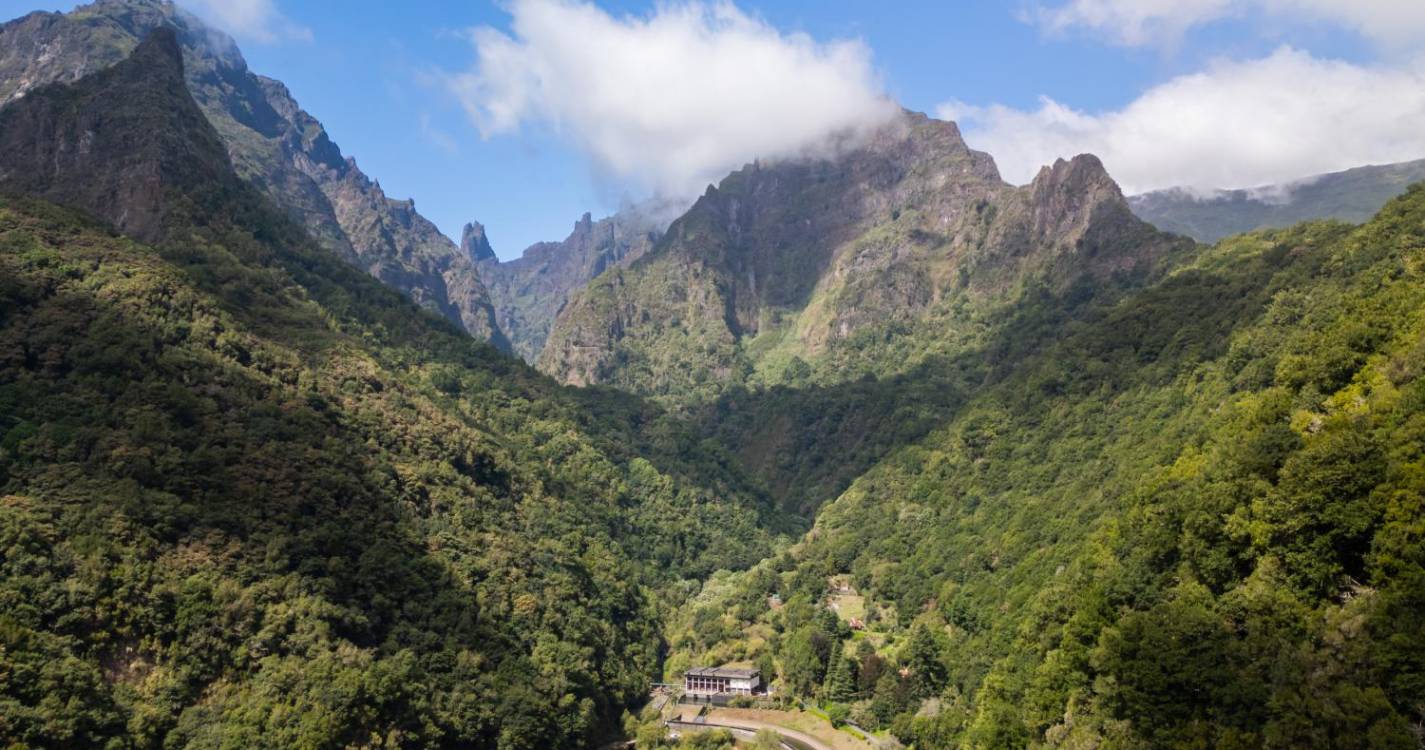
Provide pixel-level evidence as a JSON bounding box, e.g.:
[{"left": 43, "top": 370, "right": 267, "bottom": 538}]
[
  {"left": 536, "top": 116, "right": 1188, "bottom": 392},
  {"left": 127, "top": 22, "right": 181, "bottom": 70},
  {"left": 80, "top": 0, "right": 177, "bottom": 18},
  {"left": 1027, "top": 154, "right": 1130, "bottom": 236},
  {"left": 1032, "top": 154, "right": 1122, "bottom": 198},
  {"left": 0, "top": 27, "right": 232, "bottom": 242},
  {"left": 462, "top": 220, "right": 498, "bottom": 263}
]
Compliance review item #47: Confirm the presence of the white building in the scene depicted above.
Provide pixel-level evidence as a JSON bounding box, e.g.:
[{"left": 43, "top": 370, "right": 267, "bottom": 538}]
[{"left": 683, "top": 667, "right": 761, "bottom": 696}]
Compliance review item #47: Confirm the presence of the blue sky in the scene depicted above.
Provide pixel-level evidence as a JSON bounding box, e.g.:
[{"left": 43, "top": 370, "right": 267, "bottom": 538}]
[{"left": 3, "top": 1, "right": 1422, "bottom": 259}]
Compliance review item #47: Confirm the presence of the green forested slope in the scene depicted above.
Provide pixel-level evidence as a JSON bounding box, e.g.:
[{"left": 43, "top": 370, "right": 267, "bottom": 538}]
[
  {"left": 2, "top": 13, "right": 1423, "bottom": 750},
  {"left": 668, "top": 187, "right": 1425, "bottom": 749},
  {"left": 0, "top": 31, "right": 779, "bottom": 749},
  {"left": 0, "top": 0, "right": 506, "bottom": 345}
]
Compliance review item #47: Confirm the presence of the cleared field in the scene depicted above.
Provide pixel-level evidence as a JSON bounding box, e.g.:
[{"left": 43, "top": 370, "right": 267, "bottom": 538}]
[{"left": 827, "top": 593, "right": 866, "bottom": 623}]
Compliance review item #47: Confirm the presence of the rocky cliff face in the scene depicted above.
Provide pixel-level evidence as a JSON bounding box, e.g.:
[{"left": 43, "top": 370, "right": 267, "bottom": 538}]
[
  {"left": 461, "top": 221, "right": 498, "bottom": 264},
  {"left": 478, "top": 208, "right": 662, "bottom": 362},
  {"left": 537, "top": 111, "right": 1189, "bottom": 394},
  {"left": 0, "top": 28, "right": 230, "bottom": 243},
  {"left": 0, "top": 0, "right": 506, "bottom": 347}
]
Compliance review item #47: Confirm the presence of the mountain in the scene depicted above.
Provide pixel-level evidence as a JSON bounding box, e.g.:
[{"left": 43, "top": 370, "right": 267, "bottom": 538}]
[
  {"left": 476, "top": 209, "right": 663, "bottom": 362},
  {"left": 0, "top": 25, "right": 229, "bottom": 242},
  {"left": 461, "top": 220, "right": 499, "bottom": 264},
  {"left": 4, "top": 6, "right": 1424, "bottom": 750},
  {"left": 537, "top": 112, "right": 1189, "bottom": 397},
  {"left": 664, "top": 184, "right": 1425, "bottom": 750},
  {"left": 0, "top": 29, "right": 778, "bottom": 747},
  {"left": 0, "top": 0, "right": 507, "bottom": 347},
  {"left": 1130, "top": 158, "right": 1425, "bottom": 243}
]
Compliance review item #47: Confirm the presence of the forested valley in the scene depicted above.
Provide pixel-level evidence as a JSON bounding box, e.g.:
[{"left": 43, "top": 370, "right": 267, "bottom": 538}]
[{"left": 0, "top": 3, "right": 1422, "bottom": 750}]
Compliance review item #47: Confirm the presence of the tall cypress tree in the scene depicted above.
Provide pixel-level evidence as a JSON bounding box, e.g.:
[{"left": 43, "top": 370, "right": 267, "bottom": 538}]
[
  {"left": 822, "top": 655, "right": 857, "bottom": 704},
  {"left": 905, "top": 624, "right": 948, "bottom": 699}
]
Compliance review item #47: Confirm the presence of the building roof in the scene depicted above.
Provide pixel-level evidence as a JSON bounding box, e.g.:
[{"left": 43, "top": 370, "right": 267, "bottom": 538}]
[{"left": 686, "top": 666, "right": 759, "bottom": 679}]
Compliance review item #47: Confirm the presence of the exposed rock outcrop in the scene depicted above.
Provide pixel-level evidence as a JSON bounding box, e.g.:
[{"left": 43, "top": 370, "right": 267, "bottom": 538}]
[
  {"left": 0, "top": 0, "right": 506, "bottom": 347},
  {"left": 537, "top": 111, "right": 1190, "bottom": 394},
  {"left": 477, "top": 208, "right": 662, "bottom": 362},
  {"left": 461, "top": 221, "right": 498, "bottom": 264},
  {"left": 0, "top": 28, "right": 231, "bottom": 242}
]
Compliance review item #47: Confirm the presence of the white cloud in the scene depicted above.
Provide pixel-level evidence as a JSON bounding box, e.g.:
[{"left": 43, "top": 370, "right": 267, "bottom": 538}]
[
  {"left": 938, "top": 47, "right": 1425, "bottom": 193},
  {"left": 446, "top": 0, "right": 897, "bottom": 199},
  {"left": 1030, "top": 0, "right": 1425, "bottom": 48},
  {"left": 181, "top": 0, "right": 311, "bottom": 44},
  {"left": 1267, "top": 0, "right": 1425, "bottom": 48}
]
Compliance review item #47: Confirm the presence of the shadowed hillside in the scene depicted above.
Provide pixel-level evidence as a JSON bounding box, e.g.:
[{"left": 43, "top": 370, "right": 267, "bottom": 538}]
[{"left": 0, "top": 31, "right": 783, "bottom": 748}]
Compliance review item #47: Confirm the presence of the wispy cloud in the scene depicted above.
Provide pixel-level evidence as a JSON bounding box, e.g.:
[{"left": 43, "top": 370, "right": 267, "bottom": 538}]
[
  {"left": 939, "top": 47, "right": 1425, "bottom": 193},
  {"left": 444, "top": 0, "right": 897, "bottom": 200},
  {"left": 419, "top": 114, "right": 460, "bottom": 156},
  {"left": 180, "top": 0, "right": 311, "bottom": 44},
  {"left": 1028, "top": 0, "right": 1425, "bottom": 49}
]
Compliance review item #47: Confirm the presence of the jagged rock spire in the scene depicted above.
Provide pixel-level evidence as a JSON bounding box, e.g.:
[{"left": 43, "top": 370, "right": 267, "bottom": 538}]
[{"left": 462, "top": 221, "right": 498, "bottom": 263}]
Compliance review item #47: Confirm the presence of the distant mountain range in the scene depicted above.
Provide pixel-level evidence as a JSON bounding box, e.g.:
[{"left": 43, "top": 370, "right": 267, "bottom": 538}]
[{"left": 1129, "top": 158, "right": 1425, "bottom": 243}]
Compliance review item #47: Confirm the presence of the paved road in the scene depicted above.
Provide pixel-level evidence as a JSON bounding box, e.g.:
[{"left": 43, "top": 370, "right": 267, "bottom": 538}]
[{"left": 669, "top": 718, "right": 830, "bottom": 750}]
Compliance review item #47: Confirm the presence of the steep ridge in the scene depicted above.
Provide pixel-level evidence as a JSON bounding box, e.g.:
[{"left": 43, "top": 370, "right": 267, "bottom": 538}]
[
  {"left": 0, "top": 31, "right": 778, "bottom": 747},
  {"left": 1131, "top": 157, "right": 1425, "bottom": 243},
  {"left": 666, "top": 187, "right": 1425, "bottom": 749},
  {"left": 478, "top": 209, "right": 662, "bottom": 362},
  {"left": 0, "top": 26, "right": 228, "bottom": 242},
  {"left": 0, "top": 0, "right": 507, "bottom": 347},
  {"left": 538, "top": 112, "right": 1188, "bottom": 397}
]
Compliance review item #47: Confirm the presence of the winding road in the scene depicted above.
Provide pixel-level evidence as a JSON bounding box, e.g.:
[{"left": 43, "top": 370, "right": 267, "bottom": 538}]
[{"left": 668, "top": 719, "right": 825, "bottom": 750}]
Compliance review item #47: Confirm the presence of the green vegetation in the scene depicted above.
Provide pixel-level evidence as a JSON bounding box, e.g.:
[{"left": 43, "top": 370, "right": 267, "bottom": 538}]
[
  {"left": 0, "top": 185, "right": 779, "bottom": 748},
  {"left": 0, "top": 29, "right": 785, "bottom": 748},
  {"left": 4, "top": 14, "right": 1424, "bottom": 750},
  {"left": 664, "top": 187, "right": 1425, "bottom": 748}
]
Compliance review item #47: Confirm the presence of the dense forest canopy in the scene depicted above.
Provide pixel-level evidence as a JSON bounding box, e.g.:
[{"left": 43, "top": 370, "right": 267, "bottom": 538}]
[
  {"left": 664, "top": 187, "right": 1425, "bottom": 749},
  {"left": 0, "top": 30, "right": 782, "bottom": 748},
  {"left": 0, "top": 7, "right": 1423, "bottom": 750}
]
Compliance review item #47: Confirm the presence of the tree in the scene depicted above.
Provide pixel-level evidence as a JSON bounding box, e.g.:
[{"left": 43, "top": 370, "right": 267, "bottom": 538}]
[
  {"left": 856, "top": 642, "right": 886, "bottom": 699},
  {"left": 782, "top": 625, "right": 831, "bottom": 697},
  {"left": 1091, "top": 582, "right": 1236, "bottom": 745},
  {"left": 821, "top": 655, "right": 857, "bottom": 703},
  {"left": 757, "top": 651, "right": 777, "bottom": 688},
  {"left": 871, "top": 671, "right": 912, "bottom": 725},
  {"left": 635, "top": 721, "right": 669, "bottom": 748},
  {"left": 905, "top": 624, "right": 949, "bottom": 698}
]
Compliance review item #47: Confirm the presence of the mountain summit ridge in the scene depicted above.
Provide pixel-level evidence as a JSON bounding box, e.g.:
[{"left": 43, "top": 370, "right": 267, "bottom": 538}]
[
  {"left": 476, "top": 206, "right": 664, "bottom": 362},
  {"left": 536, "top": 111, "right": 1186, "bottom": 394},
  {"left": 0, "top": 0, "right": 508, "bottom": 347},
  {"left": 0, "top": 26, "right": 232, "bottom": 243}
]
